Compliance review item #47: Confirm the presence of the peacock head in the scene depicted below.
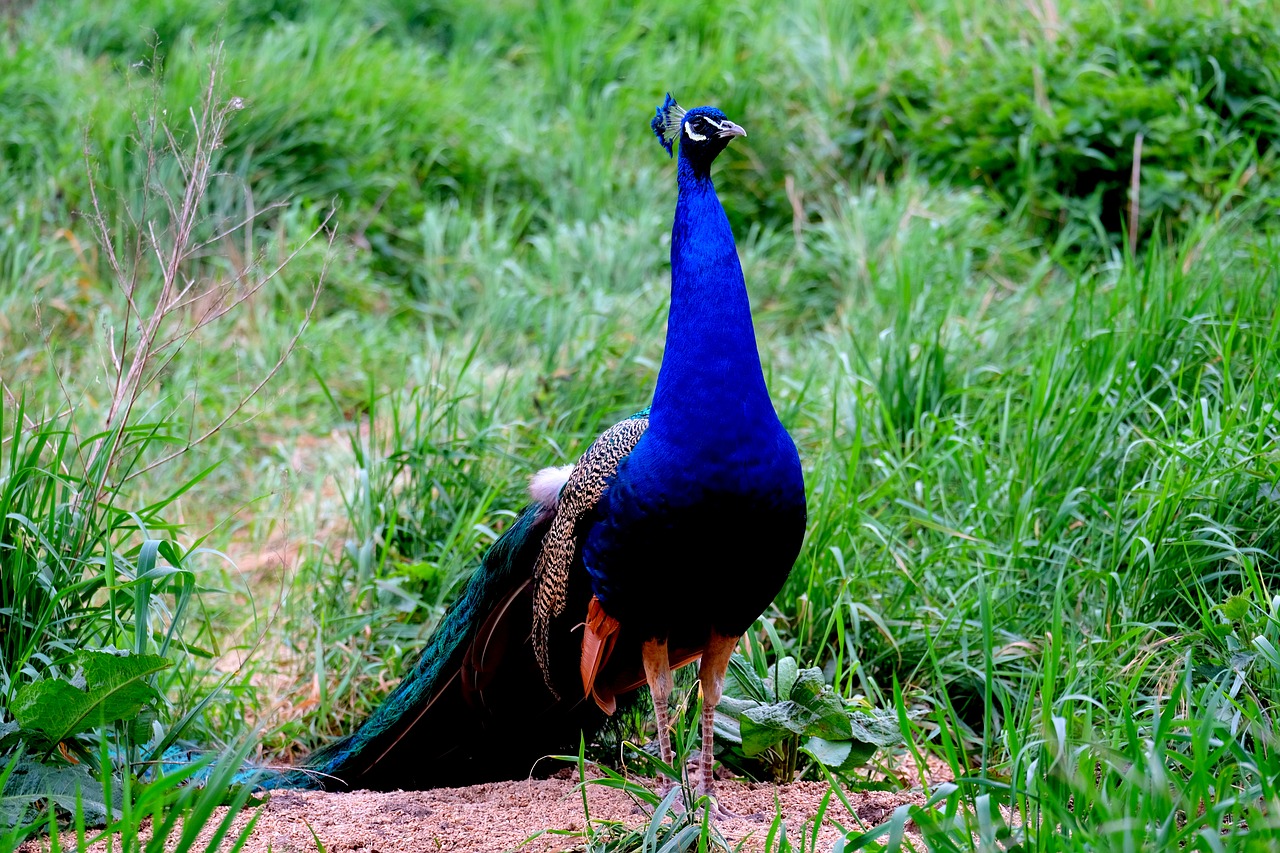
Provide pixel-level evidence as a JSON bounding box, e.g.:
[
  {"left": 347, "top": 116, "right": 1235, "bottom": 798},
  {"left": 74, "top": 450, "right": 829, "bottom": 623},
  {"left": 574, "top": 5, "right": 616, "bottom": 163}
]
[{"left": 651, "top": 93, "right": 745, "bottom": 171}]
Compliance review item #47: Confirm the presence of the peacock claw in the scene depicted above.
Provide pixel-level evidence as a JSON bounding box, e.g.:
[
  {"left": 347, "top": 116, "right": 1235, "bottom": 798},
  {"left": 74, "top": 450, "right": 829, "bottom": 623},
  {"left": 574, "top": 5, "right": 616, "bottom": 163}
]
[{"left": 641, "top": 778, "right": 685, "bottom": 816}]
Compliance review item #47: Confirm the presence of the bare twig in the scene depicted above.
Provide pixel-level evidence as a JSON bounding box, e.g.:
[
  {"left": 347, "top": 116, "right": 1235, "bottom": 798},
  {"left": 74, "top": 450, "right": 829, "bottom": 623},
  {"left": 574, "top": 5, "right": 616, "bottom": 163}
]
[
  {"left": 190, "top": 198, "right": 288, "bottom": 256},
  {"left": 141, "top": 208, "right": 336, "bottom": 404},
  {"left": 126, "top": 221, "right": 335, "bottom": 482},
  {"left": 74, "top": 43, "right": 328, "bottom": 499},
  {"left": 157, "top": 210, "right": 333, "bottom": 352},
  {"left": 84, "top": 64, "right": 226, "bottom": 477}
]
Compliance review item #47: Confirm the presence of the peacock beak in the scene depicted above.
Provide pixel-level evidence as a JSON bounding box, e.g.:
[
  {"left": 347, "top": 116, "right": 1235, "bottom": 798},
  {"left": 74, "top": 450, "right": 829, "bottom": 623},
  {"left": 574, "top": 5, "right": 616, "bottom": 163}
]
[{"left": 717, "top": 121, "right": 747, "bottom": 139}]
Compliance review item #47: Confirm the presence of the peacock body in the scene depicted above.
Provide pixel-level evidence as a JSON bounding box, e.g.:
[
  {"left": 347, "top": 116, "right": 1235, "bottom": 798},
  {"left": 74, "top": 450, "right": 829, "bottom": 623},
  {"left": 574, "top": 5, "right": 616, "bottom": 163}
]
[{"left": 270, "top": 96, "right": 806, "bottom": 805}]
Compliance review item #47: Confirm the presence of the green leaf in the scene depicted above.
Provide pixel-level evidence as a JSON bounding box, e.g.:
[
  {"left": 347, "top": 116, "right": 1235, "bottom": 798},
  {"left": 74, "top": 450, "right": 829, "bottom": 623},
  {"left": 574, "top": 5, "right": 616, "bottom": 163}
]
[
  {"left": 787, "top": 667, "right": 828, "bottom": 700},
  {"left": 804, "top": 714, "right": 901, "bottom": 772},
  {"left": 0, "top": 720, "right": 20, "bottom": 754},
  {"left": 1253, "top": 636, "right": 1280, "bottom": 670},
  {"left": 789, "top": 668, "right": 853, "bottom": 740},
  {"left": 715, "top": 696, "right": 757, "bottom": 718},
  {"left": 1, "top": 754, "right": 122, "bottom": 828},
  {"left": 844, "top": 739, "right": 880, "bottom": 768},
  {"left": 723, "top": 654, "right": 768, "bottom": 702},
  {"left": 11, "top": 651, "right": 171, "bottom": 752},
  {"left": 712, "top": 710, "right": 742, "bottom": 746},
  {"left": 740, "top": 701, "right": 809, "bottom": 756},
  {"left": 847, "top": 709, "right": 908, "bottom": 749},
  {"left": 771, "top": 656, "right": 799, "bottom": 701},
  {"left": 802, "top": 736, "right": 853, "bottom": 769},
  {"left": 1220, "top": 593, "right": 1250, "bottom": 622}
]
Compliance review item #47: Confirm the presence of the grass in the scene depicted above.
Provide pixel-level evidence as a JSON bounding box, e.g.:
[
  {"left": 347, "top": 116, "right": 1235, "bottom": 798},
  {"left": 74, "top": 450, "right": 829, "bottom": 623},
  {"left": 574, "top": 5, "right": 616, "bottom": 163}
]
[{"left": 2, "top": 0, "right": 1279, "bottom": 849}]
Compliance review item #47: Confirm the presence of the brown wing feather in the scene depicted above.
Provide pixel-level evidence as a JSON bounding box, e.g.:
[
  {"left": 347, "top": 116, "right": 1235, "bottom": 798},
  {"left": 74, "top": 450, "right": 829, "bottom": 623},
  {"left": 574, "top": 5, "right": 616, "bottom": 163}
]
[
  {"left": 589, "top": 643, "right": 705, "bottom": 713},
  {"left": 580, "top": 595, "right": 621, "bottom": 714},
  {"left": 531, "top": 412, "right": 649, "bottom": 695}
]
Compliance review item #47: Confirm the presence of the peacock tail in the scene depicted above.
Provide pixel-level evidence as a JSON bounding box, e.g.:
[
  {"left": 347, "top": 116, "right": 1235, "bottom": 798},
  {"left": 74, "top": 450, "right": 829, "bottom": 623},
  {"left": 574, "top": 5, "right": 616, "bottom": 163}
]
[{"left": 266, "top": 501, "right": 582, "bottom": 790}]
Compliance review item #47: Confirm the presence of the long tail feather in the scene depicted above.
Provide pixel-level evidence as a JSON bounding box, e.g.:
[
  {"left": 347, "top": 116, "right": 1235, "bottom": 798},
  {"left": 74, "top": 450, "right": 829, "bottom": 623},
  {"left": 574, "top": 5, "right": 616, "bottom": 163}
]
[{"left": 263, "top": 502, "right": 606, "bottom": 791}]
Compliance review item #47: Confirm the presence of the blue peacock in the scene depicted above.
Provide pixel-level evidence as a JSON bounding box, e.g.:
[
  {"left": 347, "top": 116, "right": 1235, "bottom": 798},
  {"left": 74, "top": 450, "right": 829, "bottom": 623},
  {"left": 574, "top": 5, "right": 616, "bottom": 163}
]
[{"left": 256, "top": 95, "right": 807, "bottom": 810}]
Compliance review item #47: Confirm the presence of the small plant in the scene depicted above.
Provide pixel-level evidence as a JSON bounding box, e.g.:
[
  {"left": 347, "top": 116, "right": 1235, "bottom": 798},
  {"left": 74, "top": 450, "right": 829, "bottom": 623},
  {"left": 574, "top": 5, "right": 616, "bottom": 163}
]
[
  {"left": 714, "top": 654, "right": 903, "bottom": 784},
  {"left": 539, "top": 739, "right": 732, "bottom": 853},
  {"left": 7, "top": 650, "right": 170, "bottom": 760},
  {"left": 0, "top": 651, "right": 169, "bottom": 827},
  {"left": 0, "top": 43, "right": 325, "bottom": 839}
]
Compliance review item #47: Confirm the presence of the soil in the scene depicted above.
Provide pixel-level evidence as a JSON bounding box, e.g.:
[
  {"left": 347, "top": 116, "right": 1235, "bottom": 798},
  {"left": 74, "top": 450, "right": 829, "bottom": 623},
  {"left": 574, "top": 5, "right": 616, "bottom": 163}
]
[
  {"left": 22, "top": 762, "right": 945, "bottom": 853},
  {"left": 207, "top": 778, "right": 930, "bottom": 852}
]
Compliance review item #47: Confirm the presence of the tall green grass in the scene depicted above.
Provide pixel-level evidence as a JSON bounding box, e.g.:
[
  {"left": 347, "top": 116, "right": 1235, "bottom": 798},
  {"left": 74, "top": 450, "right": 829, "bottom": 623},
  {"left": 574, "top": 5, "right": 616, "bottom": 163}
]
[{"left": 2, "top": 0, "right": 1279, "bottom": 850}]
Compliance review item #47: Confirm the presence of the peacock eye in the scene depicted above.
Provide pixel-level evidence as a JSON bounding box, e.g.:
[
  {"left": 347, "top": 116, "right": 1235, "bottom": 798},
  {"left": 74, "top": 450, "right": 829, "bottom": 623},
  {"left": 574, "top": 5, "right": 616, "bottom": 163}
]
[{"left": 683, "top": 119, "right": 708, "bottom": 142}]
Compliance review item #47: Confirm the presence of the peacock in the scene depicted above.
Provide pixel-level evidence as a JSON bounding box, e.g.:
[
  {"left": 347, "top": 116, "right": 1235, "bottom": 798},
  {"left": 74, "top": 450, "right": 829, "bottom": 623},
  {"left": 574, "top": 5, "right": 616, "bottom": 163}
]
[{"left": 264, "top": 95, "right": 807, "bottom": 810}]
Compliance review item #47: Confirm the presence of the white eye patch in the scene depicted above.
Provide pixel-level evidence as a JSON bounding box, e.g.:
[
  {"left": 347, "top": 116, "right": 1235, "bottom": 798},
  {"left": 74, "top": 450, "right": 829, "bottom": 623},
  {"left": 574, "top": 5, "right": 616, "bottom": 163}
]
[{"left": 684, "top": 116, "right": 733, "bottom": 143}]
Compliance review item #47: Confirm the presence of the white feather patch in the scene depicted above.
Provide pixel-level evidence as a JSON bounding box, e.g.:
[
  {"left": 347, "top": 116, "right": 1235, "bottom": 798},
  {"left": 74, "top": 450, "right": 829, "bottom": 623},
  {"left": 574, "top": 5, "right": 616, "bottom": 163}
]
[
  {"left": 683, "top": 122, "right": 706, "bottom": 142},
  {"left": 657, "top": 98, "right": 686, "bottom": 141},
  {"left": 529, "top": 464, "right": 574, "bottom": 508}
]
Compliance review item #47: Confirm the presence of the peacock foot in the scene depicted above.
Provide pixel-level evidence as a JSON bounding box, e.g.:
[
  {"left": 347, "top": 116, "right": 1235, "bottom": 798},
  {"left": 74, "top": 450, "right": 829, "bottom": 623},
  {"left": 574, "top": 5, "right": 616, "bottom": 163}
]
[
  {"left": 695, "top": 783, "right": 759, "bottom": 822},
  {"left": 636, "top": 777, "right": 683, "bottom": 816}
]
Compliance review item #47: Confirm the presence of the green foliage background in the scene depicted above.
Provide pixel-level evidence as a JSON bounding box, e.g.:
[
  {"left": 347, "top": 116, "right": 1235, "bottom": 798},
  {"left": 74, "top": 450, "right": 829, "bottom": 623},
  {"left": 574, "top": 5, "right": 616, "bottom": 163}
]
[{"left": 1, "top": 0, "right": 1279, "bottom": 848}]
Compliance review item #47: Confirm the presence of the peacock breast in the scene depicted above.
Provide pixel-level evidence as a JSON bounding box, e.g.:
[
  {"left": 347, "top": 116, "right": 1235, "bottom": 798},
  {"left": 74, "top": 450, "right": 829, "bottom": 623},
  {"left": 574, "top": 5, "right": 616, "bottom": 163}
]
[{"left": 580, "top": 422, "right": 806, "bottom": 638}]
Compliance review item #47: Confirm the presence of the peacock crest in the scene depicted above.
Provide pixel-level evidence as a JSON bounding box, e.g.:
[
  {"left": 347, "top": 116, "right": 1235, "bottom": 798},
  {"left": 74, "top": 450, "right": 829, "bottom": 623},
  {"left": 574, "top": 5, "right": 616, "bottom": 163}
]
[{"left": 651, "top": 92, "right": 685, "bottom": 157}]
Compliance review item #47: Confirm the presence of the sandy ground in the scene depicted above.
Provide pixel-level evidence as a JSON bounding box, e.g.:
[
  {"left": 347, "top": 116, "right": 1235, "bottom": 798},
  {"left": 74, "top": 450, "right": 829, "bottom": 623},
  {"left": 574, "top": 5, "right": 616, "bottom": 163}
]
[
  {"left": 227, "top": 779, "right": 931, "bottom": 852},
  {"left": 20, "top": 776, "right": 932, "bottom": 853}
]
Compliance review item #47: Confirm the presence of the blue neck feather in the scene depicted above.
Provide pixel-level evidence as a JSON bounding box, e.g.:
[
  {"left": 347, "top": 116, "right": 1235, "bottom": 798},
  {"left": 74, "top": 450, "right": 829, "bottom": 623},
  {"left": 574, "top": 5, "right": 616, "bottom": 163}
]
[{"left": 649, "top": 154, "right": 774, "bottom": 444}]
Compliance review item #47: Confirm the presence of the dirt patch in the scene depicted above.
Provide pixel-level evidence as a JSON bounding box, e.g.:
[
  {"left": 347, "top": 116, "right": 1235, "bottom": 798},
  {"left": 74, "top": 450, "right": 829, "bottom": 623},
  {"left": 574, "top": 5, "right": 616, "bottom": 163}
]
[
  {"left": 22, "top": 775, "right": 938, "bottom": 852},
  {"left": 197, "top": 779, "right": 925, "bottom": 852}
]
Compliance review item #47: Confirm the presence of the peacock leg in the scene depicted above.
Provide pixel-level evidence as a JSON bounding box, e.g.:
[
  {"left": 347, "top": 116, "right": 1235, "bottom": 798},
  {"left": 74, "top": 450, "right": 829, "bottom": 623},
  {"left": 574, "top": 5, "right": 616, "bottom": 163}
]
[
  {"left": 641, "top": 638, "right": 676, "bottom": 795},
  {"left": 697, "top": 632, "right": 748, "bottom": 820}
]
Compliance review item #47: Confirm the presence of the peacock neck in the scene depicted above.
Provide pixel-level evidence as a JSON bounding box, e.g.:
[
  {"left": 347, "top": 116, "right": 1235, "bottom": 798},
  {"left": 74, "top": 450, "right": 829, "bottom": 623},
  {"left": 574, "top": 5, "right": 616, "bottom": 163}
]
[{"left": 649, "top": 157, "right": 774, "bottom": 444}]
